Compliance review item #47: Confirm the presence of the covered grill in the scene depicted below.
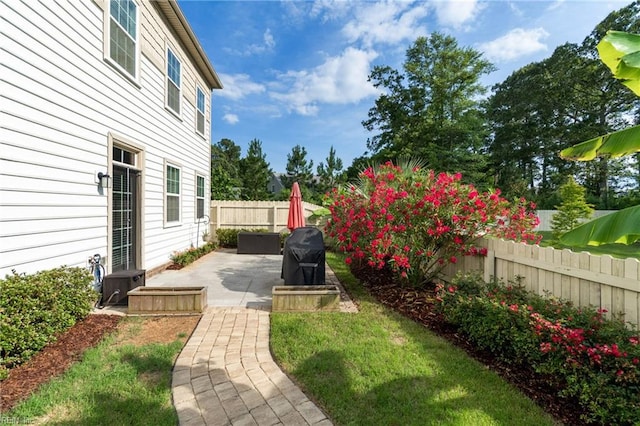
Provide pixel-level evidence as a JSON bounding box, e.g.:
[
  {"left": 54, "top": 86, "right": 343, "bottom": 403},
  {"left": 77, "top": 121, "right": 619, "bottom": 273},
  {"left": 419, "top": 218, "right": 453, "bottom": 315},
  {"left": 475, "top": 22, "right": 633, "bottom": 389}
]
[{"left": 281, "top": 227, "right": 325, "bottom": 285}]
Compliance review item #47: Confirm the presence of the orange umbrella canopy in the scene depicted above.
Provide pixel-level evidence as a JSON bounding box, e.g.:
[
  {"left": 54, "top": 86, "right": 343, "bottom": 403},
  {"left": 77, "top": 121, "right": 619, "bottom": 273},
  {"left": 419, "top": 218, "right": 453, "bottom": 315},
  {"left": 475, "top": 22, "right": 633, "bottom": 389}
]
[{"left": 287, "top": 182, "right": 305, "bottom": 232}]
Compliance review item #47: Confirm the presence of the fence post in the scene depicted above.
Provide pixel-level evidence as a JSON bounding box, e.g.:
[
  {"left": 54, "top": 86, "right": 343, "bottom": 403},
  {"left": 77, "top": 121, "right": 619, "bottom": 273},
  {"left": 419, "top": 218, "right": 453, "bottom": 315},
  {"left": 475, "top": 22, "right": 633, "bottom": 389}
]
[
  {"left": 484, "top": 250, "right": 495, "bottom": 283},
  {"left": 273, "top": 205, "right": 278, "bottom": 232}
]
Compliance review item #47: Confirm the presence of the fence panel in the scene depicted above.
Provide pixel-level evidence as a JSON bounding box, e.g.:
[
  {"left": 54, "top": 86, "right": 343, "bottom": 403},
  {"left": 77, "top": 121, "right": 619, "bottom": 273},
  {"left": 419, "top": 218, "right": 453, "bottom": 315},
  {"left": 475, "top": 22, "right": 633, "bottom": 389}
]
[
  {"left": 210, "top": 200, "right": 323, "bottom": 233},
  {"left": 442, "top": 238, "right": 640, "bottom": 329}
]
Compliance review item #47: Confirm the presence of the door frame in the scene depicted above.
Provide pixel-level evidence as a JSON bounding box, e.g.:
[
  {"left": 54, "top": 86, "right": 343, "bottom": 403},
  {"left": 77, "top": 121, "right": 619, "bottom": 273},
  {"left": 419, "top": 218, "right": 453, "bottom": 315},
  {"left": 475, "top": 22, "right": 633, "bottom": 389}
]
[{"left": 107, "top": 132, "right": 145, "bottom": 274}]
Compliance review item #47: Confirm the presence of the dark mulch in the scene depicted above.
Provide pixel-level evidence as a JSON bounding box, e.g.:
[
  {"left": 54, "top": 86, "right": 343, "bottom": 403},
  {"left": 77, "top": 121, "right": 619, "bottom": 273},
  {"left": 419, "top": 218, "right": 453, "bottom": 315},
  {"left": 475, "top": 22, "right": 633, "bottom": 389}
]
[
  {"left": 348, "top": 262, "right": 588, "bottom": 426},
  {"left": 0, "top": 315, "right": 121, "bottom": 413}
]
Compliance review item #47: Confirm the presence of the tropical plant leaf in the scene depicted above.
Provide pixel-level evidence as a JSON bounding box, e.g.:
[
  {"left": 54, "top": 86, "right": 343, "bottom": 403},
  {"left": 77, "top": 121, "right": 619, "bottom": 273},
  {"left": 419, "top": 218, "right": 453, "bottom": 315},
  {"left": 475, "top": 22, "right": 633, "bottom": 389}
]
[
  {"left": 559, "top": 125, "right": 640, "bottom": 161},
  {"left": 598, "top": 30, "right": 640, "bottom": 96},
  {"left": 559, "top": 205, "right": 640, "bottom": 246}
]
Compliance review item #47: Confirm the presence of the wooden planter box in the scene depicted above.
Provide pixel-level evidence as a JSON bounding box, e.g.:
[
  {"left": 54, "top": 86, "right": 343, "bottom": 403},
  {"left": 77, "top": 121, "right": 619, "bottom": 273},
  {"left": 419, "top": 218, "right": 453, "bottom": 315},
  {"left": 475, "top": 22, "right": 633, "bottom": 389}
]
[
  {"left": 127, "top": 286, "right": 207, "bottom": 314},
  {"left": 272, "top": 285, "right": 340, "bottom": 312}
]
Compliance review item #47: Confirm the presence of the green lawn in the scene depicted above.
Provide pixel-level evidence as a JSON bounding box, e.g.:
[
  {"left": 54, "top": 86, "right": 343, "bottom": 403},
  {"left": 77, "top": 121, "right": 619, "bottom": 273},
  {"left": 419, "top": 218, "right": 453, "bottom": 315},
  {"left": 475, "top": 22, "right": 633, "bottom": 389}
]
[
  {"left": 537, "top": 230, "right": 640, "bottom": 259},
  {"left": 270, "top": 252, "right": 556, "bottom": 426},
  {"left": 6, "top": 318, "right": 188, "bottom": 425}
]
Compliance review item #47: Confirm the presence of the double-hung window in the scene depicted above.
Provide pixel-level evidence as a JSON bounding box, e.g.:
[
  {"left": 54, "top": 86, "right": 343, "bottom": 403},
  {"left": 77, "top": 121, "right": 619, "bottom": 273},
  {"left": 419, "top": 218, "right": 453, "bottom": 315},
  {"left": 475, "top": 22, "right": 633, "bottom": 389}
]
[
  {"left": 196, "top": 175, "right": 205, "bottom": 219},
  {"left": 108, "top": 0, "right": 138, "bottom": 79},
  {"left": 196, "top": 87, "right": 206, "bottom": 136},
  {"left": 166, "top": 164, "right": 181, "bottom": 224},
  {"left": 166, "top": 48, "right": 181, "bottom": 115}
]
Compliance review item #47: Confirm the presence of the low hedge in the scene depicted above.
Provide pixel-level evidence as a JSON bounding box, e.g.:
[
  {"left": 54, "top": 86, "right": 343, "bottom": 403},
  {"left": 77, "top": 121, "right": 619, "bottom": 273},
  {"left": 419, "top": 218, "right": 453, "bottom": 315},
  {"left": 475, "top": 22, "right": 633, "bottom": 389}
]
[
  {"left": 0, "top": 267, "right": 97, "bottom": 379},
  {"left": 215, "top": 228, "right": 289, "bottom": 248},
  {"left": 436, "top": 273, "right": 640, "bottom": 425},
  {"left": 169, "top": 242, "right": 217, "bottom": 267}
]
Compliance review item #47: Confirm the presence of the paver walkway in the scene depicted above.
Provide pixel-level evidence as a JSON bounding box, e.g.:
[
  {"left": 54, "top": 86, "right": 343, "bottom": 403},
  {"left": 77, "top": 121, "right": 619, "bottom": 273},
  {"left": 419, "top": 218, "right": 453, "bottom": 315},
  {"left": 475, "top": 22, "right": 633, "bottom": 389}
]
[{"left": 172, "top": 307, "right": 333, "bottom": 426}]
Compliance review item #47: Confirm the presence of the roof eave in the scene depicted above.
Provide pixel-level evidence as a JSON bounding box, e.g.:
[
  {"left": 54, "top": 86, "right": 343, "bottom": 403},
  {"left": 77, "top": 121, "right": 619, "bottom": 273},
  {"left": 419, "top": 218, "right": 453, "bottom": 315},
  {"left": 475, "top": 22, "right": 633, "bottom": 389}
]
[{"left": 155, "top": 0, "right": 223, "bottom": 90}]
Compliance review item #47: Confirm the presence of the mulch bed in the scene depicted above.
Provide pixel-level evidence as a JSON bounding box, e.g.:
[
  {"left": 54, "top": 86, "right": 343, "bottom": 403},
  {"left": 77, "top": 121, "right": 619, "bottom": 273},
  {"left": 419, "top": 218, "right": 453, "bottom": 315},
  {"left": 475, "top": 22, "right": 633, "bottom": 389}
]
[
  {"left": 348, "top": 262, "right": 588, "bottom": 426},
  {"left": 1, "top": 315, "right": 121, "bottom": 413},
  {"left": 2, "top": 263, "right": 588, "bottom": 424}
]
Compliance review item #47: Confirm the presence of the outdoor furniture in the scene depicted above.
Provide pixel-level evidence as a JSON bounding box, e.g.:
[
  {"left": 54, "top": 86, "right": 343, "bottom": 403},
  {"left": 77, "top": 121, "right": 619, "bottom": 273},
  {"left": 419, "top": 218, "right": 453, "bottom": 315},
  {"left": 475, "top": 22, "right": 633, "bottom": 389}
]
[
  {"left": 237, "top": 232, "right": 281, "bottom": 254},
  {"left": 281, "top": 226, "right": 325, "bottom": 285}
]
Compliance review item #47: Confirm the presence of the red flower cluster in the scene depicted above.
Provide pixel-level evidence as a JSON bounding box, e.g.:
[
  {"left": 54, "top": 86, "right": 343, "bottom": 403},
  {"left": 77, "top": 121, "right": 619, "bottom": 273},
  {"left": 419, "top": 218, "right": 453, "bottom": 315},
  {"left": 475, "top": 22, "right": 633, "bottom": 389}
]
[
  {"left": 531, "top": 312, "right": 639, "bottom": 383},
  {"left": 326, "top": 162, "right": 541, "bottom": 285}
]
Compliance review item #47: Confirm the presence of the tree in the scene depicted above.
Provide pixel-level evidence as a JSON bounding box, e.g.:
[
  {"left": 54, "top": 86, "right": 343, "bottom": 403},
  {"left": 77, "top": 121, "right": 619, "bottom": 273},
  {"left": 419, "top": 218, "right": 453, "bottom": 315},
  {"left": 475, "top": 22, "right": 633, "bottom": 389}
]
[
  {"left": 550, "top": 177, "right": 594, "bottom": 241},
  {"left": 239, "top": 139, "right": 272, "bottom": 200},
  {"left": 211, "top": 138, "right": 241, "bottom": 199},
  {"left": 363, "top": 32, "right": 495, "bottom": 183},
  {"left": 560, "top": 30, "right": 640, "bottom": 246},
  {"left": 282, "top": 144, "right": 314, "bottom": 190},
  {"left": 316, "top": 146, "right": 344, "bottom": 195}
]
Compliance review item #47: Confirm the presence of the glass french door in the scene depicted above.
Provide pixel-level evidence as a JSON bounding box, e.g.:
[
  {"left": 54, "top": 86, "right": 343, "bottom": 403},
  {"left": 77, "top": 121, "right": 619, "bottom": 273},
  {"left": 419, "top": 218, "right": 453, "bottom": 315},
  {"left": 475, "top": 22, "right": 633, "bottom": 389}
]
[{"left": 112, "top": 165, "right": 139, "bottom": 272}]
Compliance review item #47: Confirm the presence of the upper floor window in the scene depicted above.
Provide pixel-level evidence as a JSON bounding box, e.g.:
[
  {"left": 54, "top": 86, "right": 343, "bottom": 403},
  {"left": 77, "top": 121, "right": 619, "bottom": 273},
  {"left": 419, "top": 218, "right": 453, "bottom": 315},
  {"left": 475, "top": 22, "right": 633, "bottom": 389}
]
[
  {"left": 166, "top": 48, "right": 181, "bottom": 116},
  {"left": 166, "top": 163, "right": 181, "bottom": 224},
  {"left": 196, "top": 87, "right": 206, "bottom": 136},
  {"left": 196, "top": 175, "right": 205, "bottom": 219},
  {"left": 108, "top": 0, "right": 138, "bottom": 79}
]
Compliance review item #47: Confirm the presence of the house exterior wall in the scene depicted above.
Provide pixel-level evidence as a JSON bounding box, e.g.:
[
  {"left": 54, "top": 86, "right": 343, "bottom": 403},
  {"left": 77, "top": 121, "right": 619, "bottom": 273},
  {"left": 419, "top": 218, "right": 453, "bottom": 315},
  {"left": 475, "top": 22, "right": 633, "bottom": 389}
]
[{"left": 0, "top": 0, "right": 219, "bottom": 276}]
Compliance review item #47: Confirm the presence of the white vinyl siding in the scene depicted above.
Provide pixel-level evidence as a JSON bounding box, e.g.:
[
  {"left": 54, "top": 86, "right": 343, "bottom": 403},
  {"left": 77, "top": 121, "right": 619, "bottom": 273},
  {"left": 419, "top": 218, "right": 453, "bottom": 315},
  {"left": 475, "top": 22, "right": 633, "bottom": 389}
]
[
  {"left": 166, "top": 47, "right": 181, "bottom": 116},
  {"left": 108, "top": 0, "right": 138, "bottom": 79},
  {"left": 1, "top": 0, "right": 215, "bottom": 276},
  {"left": 196, "top": 174, "right": 205, "bottom": 219},
  {"left": 196, "top": 86, "right": 205, "bottom": 136}
]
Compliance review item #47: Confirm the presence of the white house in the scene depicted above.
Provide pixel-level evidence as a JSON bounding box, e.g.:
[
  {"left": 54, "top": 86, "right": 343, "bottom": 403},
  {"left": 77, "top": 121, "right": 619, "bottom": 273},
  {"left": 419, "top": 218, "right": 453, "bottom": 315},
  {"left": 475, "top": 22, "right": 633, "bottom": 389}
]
[{"left": 0, "top": 0, "right": 222, "bottom": 277}]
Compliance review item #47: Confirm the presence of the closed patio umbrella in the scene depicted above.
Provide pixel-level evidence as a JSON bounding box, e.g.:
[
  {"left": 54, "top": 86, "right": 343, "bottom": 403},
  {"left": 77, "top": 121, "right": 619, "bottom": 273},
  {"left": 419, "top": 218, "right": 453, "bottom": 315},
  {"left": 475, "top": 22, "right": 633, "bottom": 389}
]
[{"left": 287, "top": 182, "right": 305, "bottom": 232}]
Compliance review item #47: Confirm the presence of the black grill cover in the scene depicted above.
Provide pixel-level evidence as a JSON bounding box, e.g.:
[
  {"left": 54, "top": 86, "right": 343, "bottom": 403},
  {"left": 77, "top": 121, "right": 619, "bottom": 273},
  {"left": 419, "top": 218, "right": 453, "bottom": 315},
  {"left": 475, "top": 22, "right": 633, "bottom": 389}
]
[{"left": 281, "top": 227, "right": 325, "bottom": 285}]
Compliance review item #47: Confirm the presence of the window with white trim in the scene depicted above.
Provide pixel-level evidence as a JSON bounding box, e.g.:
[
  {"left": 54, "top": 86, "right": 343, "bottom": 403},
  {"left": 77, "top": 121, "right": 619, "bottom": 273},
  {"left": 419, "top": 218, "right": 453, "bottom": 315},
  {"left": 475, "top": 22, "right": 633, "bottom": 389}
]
[
  {"left": 196, "top": 175, "right": 205, "bottom": 219},
  {"left": 108, "top": 0, "right": 138, "bottom": 79},
  {"left": 166, "top": 164, "right": 181, "bottom": 223},
  {"left": 196, "top": 87, "right": 206, "bottom": 136},
  {"left": 166, "top": 48, "right": 181, "bottom": 115}
]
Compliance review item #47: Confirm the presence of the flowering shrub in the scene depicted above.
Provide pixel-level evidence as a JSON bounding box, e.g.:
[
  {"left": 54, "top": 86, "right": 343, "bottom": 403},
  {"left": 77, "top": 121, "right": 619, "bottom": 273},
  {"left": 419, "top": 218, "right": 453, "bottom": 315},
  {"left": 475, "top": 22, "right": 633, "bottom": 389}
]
[
  {"left": 437, "top": 273, "right": 640, "bottom": 425},
  {"left": 326, "top": 161, "right": 540, "bottom": 285}
]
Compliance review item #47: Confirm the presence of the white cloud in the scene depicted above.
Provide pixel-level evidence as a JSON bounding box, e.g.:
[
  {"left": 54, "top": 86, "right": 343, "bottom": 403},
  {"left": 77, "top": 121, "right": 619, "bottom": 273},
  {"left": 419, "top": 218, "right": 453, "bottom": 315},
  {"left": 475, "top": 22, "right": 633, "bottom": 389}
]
[
  {"left": 223, "top": 113, "right": 239, "bottom": 125},
  {"left": 244, "top": 28, "right": 276, "bottom": 55},
  {"left": 216, "top": 73, "right": 266, "bottom": 100},
  {"left": 341, "top": 1, "right": 429, "bottom": 47},
  {"left": 430, "top": 0, "right": 483, "bottom": 28},
  {"left": 479, "top": 28, "right": 549, "bottom": 62},
  {"left": 271, "top": 47, "right": 379, "bottom": 116}
]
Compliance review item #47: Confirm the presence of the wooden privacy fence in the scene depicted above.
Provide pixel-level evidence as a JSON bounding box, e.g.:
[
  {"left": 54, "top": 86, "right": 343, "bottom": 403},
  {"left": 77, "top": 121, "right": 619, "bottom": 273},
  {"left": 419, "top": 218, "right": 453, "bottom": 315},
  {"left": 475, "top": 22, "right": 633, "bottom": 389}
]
[
  {"left": 210, "top": 200, "right": 323, "bottom": 233},
  {"left": 442, "top": 238, "right": 640, "bottom": 329}
]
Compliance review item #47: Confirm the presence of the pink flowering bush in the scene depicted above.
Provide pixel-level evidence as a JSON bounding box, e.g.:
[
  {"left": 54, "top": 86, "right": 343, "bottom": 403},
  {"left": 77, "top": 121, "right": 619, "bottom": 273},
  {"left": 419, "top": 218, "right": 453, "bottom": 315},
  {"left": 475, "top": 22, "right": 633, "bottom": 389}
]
[
  {"left": 437, "top": 273, "right": 640, "bottom": 425},
  {"left": 326, "top": 161, "right": 540, "bottom": 286}
]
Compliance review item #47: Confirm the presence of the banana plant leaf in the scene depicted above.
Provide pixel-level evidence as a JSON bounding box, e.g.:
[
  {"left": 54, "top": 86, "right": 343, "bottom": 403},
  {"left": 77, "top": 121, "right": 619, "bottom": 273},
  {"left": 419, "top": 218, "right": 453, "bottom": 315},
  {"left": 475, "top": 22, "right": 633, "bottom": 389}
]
[
  {"left": 559, "top": 125, "right": 640, "bottom": 161},
  {"left": 559, "top": 205, "right": 640, "bottom": 246},
  {"left": 598, "top": 30, "right": 640, "bottom": 96},
  {"left": 558, "top": 31, "right": 640, "bottom": 246}
]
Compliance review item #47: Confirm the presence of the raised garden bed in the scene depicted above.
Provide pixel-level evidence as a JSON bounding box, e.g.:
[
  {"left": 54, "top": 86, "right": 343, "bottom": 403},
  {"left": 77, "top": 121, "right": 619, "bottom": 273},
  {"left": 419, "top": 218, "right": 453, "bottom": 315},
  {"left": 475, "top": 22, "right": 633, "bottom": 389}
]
[
  {"left": 272, "top": 285, "right": 340, "bottom": 312},
  {"left": 127, "top": 286, "right": 207, "bottom": 314}
]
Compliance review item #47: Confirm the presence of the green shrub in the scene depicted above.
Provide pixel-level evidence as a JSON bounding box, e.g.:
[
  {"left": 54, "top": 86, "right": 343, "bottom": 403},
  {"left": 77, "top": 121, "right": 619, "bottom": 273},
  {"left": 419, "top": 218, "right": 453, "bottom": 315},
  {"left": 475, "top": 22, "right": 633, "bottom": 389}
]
[
  {"left": 170, "top": 242, "right": 217, "bottom": 267},
  {"left": 436, "top": 273, "right": 640, "bottom": 425},
  {"left": 0, "top": 267, "right": 97, "bottom": 378}
]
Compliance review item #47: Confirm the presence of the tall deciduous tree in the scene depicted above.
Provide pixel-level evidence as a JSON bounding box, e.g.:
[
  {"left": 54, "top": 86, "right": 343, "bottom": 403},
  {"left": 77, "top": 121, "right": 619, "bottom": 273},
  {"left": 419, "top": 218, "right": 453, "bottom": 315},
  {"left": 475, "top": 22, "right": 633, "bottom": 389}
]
[
  {"left": 363, "top": 32, "right": 495, "bottom": 184},
  {"left": 316, "top": 146, "right": 344, "bottom": 195},
  {"left": 239, "top": 139, "right": 272, "bottom": 200},
  {"left": 211, "top": 138, "right": 241, "bottom": 199}
]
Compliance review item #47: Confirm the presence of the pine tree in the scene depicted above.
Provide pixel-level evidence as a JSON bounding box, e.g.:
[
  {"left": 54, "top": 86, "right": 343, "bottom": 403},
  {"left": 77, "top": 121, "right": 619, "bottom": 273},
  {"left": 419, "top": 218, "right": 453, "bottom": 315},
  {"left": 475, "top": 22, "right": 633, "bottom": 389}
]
[
  {"left": 239, "top": 139, "right": 272, "bottom": 200},
  {"left": 551, "top": 177, "right": 594, "bottom": 240}
]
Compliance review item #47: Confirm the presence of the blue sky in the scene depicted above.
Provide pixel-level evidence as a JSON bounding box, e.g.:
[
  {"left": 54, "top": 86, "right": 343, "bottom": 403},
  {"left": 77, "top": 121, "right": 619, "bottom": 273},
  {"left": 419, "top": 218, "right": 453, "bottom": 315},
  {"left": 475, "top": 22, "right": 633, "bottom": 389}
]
[{"left": 178, "top": 0, "right": 633, "bottom": 173}]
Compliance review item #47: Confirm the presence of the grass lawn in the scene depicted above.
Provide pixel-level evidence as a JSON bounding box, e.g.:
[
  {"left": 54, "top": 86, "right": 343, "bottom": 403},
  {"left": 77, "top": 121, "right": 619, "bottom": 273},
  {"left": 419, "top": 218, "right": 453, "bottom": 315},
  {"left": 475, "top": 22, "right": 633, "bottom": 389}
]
[
  {"left": 270, "top": 252, "right": 556, "bottom": 426},
  {"left": 6, "top": 317, "right": 192, "bottom": 425},
  {"left": 537, "top": 230, "right": 640, "bottom": 259}
]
